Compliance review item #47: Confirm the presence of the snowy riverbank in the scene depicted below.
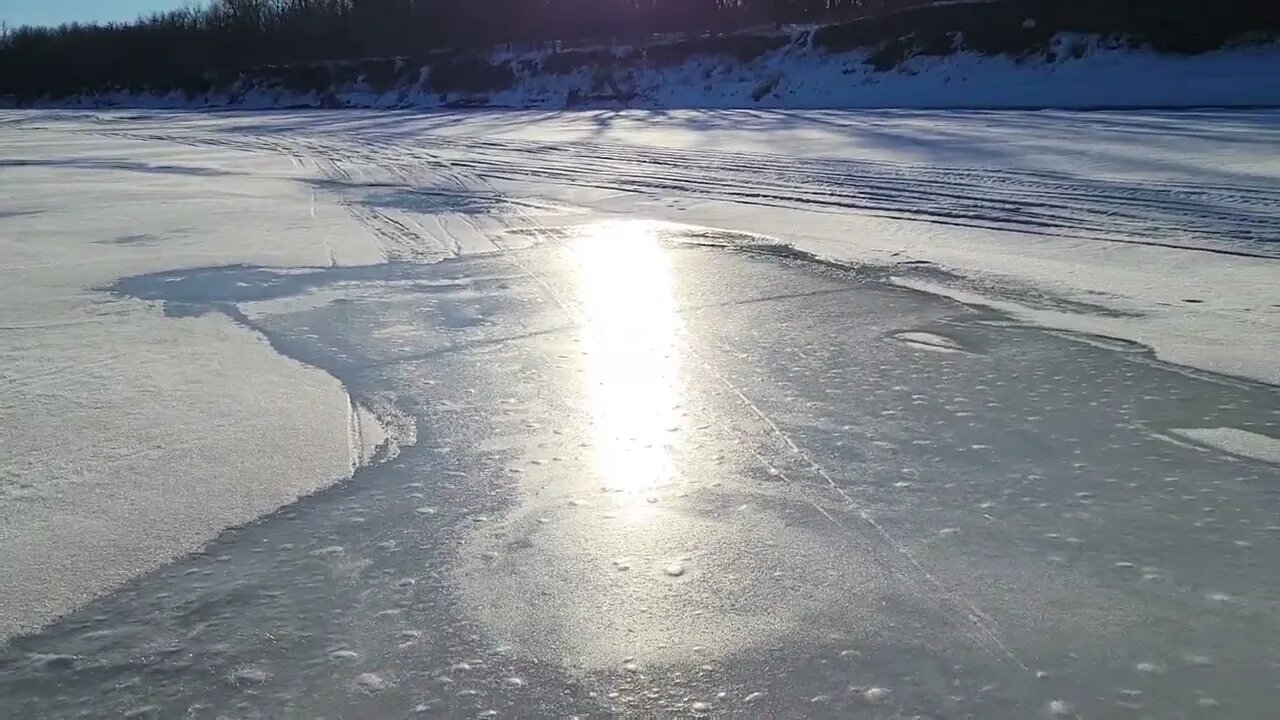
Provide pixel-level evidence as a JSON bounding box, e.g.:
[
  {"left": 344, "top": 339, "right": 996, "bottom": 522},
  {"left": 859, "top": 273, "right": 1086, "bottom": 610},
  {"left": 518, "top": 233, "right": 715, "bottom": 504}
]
[{"left": 17, "top": 31, "right": 1280, "bottom": 111}]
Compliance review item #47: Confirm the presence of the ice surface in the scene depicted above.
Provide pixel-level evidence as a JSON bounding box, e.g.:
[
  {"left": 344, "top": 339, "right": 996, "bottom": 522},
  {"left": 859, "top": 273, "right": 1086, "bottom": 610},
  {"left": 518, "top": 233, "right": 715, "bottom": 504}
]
[
  {"left": 0, "top": 109, "right": 1277, "bottom": 717},
  {"left": 2, "top": 227, "right": 1276, "bottom": 718}
]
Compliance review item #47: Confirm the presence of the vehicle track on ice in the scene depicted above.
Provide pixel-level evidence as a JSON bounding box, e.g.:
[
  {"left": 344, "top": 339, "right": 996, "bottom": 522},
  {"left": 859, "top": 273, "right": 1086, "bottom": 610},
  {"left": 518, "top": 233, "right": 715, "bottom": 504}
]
[
  {"left": 92, "top": 129, "right": 499, "bottom": 264},
  {"left": 93, "top": 123, "right": 1280, "bottom": 259}
]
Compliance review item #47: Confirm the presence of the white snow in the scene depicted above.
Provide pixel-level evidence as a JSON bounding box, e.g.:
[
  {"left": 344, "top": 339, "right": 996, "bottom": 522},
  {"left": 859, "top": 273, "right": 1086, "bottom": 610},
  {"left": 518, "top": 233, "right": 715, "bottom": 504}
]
[{"left": 1166, "top": 427, "right": 1280, "bottom": 464}]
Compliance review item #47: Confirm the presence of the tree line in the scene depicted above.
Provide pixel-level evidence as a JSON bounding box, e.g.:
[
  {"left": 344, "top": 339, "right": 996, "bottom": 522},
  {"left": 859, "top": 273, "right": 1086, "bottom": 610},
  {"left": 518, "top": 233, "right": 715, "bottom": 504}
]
[{"left": 0, "top": 0, "right": 915, "bottom": 98}]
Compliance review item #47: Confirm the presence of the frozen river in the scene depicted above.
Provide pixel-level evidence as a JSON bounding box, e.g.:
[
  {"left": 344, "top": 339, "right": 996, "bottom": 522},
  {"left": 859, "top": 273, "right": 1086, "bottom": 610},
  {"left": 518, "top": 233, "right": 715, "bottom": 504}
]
[{"left": 1, "top": 109, "right": 1278, "bottom": 718}]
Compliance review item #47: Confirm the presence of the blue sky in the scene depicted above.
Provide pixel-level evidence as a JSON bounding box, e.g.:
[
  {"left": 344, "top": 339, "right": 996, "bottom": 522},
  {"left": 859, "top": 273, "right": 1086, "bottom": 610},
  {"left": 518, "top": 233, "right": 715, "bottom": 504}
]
[{"left": 2, "top": 0, "right": 186, "bottom": 28}]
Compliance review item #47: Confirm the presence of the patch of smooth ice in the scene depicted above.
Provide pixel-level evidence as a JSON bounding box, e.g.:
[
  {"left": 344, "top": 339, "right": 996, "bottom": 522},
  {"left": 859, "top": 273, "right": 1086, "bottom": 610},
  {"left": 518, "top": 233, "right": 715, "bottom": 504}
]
[{"left": 1166, "top": 428, "right": 1280, "bottom": 465}]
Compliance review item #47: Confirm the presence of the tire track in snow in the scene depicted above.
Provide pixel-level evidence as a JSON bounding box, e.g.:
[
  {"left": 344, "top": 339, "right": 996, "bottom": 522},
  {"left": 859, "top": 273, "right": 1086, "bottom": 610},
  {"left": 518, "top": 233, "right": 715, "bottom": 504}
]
[
  {"left": 114, "top": 128, "right": 470, "bottom": 264},
  {"left": 87, "top": 120, "right": 1280, "bottom": 259},
  {"left": 291, "top": 118, "right": 1280, "bottom": 260},
  {"left": 288, "top": 134, "right": 505, "bottom": 262},
  {"left": 352, "top": 131, "right": 1280, "bottom": 258}
]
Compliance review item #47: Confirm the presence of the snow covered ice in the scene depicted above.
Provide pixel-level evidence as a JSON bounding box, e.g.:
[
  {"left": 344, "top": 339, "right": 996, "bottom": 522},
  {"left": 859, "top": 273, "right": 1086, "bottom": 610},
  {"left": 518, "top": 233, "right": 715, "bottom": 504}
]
[{"left": 1, "top": 109, "right": 1278, "bottom": 717}]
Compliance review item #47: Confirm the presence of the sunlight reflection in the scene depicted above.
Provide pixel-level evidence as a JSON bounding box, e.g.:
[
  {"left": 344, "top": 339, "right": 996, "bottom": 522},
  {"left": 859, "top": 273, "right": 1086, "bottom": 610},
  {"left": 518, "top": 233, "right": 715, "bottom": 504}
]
[{"left": 574, "top": 220, "right": 683, "bottom": 521}]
